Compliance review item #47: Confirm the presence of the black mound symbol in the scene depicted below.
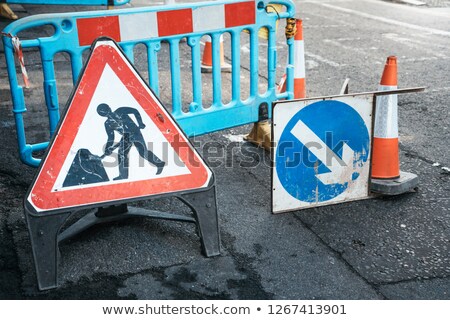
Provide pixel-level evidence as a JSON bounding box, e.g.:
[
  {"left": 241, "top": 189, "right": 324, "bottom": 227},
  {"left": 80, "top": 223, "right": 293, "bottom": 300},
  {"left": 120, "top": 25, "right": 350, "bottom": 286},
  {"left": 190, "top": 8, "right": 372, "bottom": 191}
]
[{"left": 62, "top": 149, "right": 109, "bottom": 188}]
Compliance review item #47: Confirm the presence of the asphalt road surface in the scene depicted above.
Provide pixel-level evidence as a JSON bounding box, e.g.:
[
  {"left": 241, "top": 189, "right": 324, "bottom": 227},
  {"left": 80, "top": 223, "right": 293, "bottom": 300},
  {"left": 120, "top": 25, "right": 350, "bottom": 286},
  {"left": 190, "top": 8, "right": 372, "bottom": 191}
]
[{"left": 0, "top": 0, "right": 449, "bottom": 299}]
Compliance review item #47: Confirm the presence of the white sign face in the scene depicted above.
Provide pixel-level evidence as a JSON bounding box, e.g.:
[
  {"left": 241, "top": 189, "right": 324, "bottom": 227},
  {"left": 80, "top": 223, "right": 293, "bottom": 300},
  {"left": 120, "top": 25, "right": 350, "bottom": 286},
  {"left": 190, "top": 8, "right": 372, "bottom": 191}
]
[
  {"left": 272, "top": 95, "right": 374, "bottom": 213},
  {"left": 51, "top": 64, "right": 190, "bottom": 192}
]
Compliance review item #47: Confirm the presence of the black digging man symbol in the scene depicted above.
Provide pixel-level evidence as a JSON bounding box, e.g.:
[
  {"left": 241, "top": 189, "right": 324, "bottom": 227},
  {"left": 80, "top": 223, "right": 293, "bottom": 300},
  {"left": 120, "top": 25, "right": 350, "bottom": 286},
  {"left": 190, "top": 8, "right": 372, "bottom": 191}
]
[
  {"left": 62, "top": 103, "right": 166, "bottom": 188},
  {"left": 97, "top": 103, "right": 166, "bottom": 181}
]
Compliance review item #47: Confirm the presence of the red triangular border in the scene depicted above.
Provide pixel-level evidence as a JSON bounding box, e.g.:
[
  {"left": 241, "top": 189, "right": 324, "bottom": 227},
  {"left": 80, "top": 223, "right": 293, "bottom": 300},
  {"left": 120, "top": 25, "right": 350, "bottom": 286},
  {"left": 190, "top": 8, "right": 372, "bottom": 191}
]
[{"left": 27, "top": 39, "right": 211, "bottom": 213}]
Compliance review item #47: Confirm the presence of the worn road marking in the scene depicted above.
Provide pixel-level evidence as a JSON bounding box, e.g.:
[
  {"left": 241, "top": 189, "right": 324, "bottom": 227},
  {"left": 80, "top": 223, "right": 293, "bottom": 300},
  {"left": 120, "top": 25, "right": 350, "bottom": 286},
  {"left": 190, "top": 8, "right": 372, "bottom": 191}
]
[
  {"left": 322, "top": 39, "right": 369, "bottom": 55},
  {"left": 383, "top": 33, "right": 449, "bottom": 58},
  {"left": 305, "top": 52, "right": 342, "bottom": 67},
  {"left": 318, "top": 3, "right": 450, "bottom": 37}
]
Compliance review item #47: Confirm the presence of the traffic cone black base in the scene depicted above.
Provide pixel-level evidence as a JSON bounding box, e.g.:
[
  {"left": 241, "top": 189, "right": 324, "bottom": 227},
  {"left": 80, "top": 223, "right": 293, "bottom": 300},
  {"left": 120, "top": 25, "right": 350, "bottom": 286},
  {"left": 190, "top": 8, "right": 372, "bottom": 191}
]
[{"left": 371, "top": 171, "right": 418, "bottom": 195}]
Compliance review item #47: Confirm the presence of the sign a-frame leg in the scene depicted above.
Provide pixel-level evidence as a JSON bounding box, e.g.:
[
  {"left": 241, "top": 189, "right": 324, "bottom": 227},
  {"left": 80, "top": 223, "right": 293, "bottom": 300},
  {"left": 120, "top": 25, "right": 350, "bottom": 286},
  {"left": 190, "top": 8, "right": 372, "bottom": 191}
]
[
  {"left": 24, "top": 209, "right": 71, "bottom": 291},
  {"left": 178, "top": 184, "right": 220, "bottom": 257},
  {"left": 24, "top": 180, "right": 220, "bottom": 291}
]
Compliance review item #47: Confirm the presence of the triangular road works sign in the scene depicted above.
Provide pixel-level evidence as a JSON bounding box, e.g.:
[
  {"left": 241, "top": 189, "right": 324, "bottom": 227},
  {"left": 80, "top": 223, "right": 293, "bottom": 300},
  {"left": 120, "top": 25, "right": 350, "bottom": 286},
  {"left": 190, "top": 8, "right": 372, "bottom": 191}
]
[{"left": 26, "top": 38, "right": 212, "bottom": 213}]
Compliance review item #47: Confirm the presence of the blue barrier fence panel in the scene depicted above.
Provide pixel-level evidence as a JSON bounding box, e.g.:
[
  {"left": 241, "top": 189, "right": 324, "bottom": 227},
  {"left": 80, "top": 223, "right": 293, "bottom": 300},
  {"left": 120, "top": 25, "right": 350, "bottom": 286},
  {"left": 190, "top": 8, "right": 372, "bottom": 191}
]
[{"left": 2, "top": 0, "right": 296, "bottom": 167}]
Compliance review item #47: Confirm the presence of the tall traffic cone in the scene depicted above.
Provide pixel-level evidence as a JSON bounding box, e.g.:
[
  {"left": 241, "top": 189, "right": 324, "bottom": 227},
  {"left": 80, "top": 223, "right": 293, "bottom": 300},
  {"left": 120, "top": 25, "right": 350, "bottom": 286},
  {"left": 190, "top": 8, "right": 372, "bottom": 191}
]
[
  {"left": 201, "top": 35, "right": 231, "bottom": 73},
  {"left": 371, "top": 56, "right": 418, "bottom": 195},
  {"left": 277, "top": 19, "right": 306, "bottom": 98},
  {"left": 372, "top": 56, "right": 400, "bottom": 179},
  {"left": 293, "top": 19, "right": 306, "bottom": 99},
  {"left": 277, "top": 73, "right": 287, "bottom": 94}
]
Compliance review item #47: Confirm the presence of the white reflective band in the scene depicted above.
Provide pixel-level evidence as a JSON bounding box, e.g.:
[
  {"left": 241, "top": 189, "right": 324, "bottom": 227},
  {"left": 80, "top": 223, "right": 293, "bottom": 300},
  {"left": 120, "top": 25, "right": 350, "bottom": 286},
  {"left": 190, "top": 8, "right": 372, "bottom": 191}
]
[
  {"left": 294, "top": 40, "right": 306, "bottom": 79},
  {"left": 374, "top": 85, "right": 398, "bottom": 138},
  {"left": 204, "top": 34, "right": 224, "bottom": 44},
  {"left": 193, "top": 5, "right": 225, "bottom": 32},
  {"left": 119, "top": 12, "right": 158, "bottom": 41}
]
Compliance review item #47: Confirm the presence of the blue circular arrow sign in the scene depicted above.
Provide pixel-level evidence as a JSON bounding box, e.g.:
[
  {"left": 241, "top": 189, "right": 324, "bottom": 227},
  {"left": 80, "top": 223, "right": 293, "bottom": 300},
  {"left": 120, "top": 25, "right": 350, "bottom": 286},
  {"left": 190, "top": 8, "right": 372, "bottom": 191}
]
[{"left": 276, "top": 100, "right": 370, "bottom": 203}]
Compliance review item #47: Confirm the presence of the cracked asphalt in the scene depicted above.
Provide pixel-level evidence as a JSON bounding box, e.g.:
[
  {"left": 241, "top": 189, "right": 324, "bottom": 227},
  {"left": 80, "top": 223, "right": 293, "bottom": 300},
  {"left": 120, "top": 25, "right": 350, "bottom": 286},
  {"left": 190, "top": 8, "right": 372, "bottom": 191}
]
[{"left": 0, "top": 0, "right": 449, "bottom": 299}]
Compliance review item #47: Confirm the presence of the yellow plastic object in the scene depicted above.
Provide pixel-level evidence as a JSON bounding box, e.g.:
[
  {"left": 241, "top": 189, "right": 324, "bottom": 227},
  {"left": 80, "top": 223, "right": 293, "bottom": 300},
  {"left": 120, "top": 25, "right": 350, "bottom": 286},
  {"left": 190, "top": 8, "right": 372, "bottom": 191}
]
[
  {"left": 0, "top": 4, "right": 18, "bottom": 20},
  {"left": 244, "top": 120, "right": 272, "bottom": 151},
  {"left": 244, "top": 4, "right": 282, "bottom": 40}
]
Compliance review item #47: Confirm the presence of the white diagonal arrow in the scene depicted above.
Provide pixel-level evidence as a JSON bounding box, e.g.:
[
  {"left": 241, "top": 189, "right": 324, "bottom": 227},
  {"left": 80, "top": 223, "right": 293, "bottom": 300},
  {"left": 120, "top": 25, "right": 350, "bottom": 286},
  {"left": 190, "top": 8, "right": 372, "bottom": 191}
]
[{"left": 290, "top": 120, "right": 355, "bottom": 185}]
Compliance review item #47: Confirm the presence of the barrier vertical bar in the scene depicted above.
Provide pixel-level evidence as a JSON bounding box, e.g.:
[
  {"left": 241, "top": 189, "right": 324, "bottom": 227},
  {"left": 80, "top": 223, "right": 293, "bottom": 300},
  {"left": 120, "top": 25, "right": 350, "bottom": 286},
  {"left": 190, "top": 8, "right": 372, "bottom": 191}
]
[
  {"left": 231, "top": 30, "right": 241, "bottom": 104},
  {"left": 267, "top": 25, "right": 276, "bottom": 93},
  {"left": 4, "top": 36, "right": 36, "bottom": 164},
  {"left": 13, "top": 98, "right": 31, "bottom": 163},
  {"left": 189, "top": 35, "right": 202, "bottom": 112},
  {"left": 42, "top": 59, "right": 60, "bottom": 136},
  {"left": 211, "top": 34, "right": 222, "bottom": 107},
  {"left": 147, "top": 41, "right": 160, "bottom": 96},
  {"left": 121, "top": 43, "right": 134, "bottom": 64},
  {"left": 286, "top": 36, "right": 295, "bottom": 100},
  {"left": 169, "top": 38, "right": 182, "bottom": 116},
  {"left": 249, "top": 28, "right": 258, "bottom": 99},
  {"left": 70, "top": 51, "right": 83, "bottom": 84}
]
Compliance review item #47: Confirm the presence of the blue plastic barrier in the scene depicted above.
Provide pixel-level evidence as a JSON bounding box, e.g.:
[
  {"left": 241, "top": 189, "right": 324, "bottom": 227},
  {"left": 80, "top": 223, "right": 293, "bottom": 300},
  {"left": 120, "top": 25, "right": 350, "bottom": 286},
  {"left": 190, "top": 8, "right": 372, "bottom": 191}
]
[
  {"left": 0, "top": 0, "right": 130, "bottom": 5},
  {"left": 2, "top": 0, "right": 295, "bottom": 167}
]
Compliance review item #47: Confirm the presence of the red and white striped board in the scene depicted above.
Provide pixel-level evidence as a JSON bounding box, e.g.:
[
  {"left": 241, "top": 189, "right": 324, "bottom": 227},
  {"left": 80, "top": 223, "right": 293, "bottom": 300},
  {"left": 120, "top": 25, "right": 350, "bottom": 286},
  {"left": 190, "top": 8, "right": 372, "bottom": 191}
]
[
  {"left": 26, "top": 38, "right": 212, "bottom": 213},
  {"left": 76, "top": 1, "right": 256, "bottom": 46}
]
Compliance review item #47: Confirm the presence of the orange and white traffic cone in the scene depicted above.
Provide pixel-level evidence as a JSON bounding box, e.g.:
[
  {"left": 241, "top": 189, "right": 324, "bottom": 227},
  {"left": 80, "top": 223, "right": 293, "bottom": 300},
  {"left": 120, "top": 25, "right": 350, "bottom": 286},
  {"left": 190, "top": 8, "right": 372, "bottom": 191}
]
[
  {"left": 372, "top": 56, "right": 400, "bottom": 179},
  {"left": 277, "top": 73, "right": 287, "bottom": 94},
  {"left": 371, "top": 56, "right": 418, "bottom": 195},
  {"left": 201, "top": 35, "right": 231, "bottom": 73},
  {"left": 277, "top": 19, "right": 306, "bottom": 98},
  {"left": 293, "top": 19, "right": 306, "bottom": 99}
]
